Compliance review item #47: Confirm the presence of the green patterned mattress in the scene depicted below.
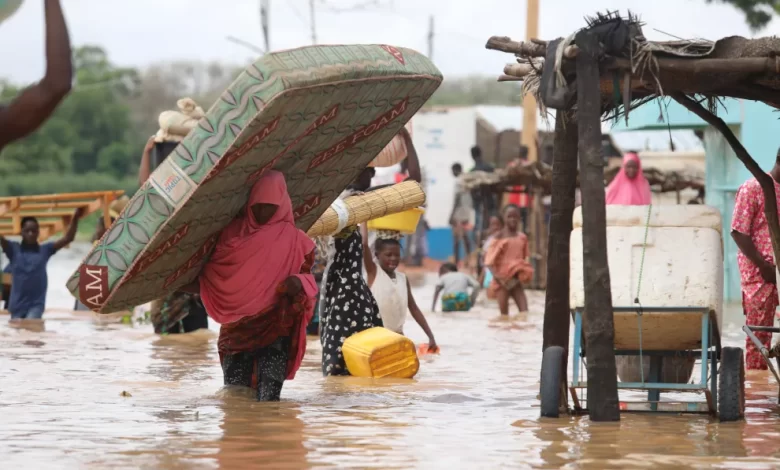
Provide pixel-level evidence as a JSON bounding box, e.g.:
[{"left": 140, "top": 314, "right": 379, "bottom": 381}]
[{"left": 68, "top": 44, "right": 442, "bottom": 313}]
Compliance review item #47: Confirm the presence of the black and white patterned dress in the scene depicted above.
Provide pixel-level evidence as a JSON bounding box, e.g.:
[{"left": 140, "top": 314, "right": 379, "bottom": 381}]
[{"left": 320, "top": 228, "right": 382, "bottom": 376}]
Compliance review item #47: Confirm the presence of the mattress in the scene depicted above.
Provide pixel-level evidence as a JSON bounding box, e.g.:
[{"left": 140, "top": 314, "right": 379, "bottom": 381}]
[{"left": 67, "top": 44, "right": 442, "bottom": 313}]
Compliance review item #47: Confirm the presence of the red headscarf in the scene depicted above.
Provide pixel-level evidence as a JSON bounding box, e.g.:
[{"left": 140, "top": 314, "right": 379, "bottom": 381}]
[
  {"left": 605, "top": 152, "right": 652, "bottom": 205},
  {"left": 199, "top": 171, "right": 317, "bottom": 324}
]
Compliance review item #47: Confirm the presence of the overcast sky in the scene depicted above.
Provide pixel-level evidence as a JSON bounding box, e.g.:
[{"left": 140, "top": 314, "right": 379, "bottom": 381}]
[{"left": 0, "top": 0, "right": 777, "bottom": 84}]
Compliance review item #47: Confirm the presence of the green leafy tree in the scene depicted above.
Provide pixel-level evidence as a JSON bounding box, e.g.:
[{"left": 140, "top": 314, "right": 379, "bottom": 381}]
[{"left": 706, "top": 0, "right": 780, "bottom": 31}]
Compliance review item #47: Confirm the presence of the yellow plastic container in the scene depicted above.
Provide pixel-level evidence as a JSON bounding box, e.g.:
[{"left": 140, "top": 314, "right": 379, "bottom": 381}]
[
  {"left": 343, "top": 327, "right": 420, "bottom": 378},
  {"left": 367, "top": 207, "right": 424, "bottom": 234}
]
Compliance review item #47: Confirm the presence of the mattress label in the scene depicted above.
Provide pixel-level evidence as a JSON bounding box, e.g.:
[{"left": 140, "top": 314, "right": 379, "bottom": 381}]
[
  {"left": 380, "top": 45, "right": 406, "bottom": 65},
  {"left": 79, "top": 264, "right": 109, "bottom": 310},
  {"left": 148, "top": 158, "right": 196, "bottom": 208},
  {"left": 308, "top": 97, "right": 408, "bottom": 170},
  {"left": 293, "top": 194, "right": 322, "bottom": 220}
]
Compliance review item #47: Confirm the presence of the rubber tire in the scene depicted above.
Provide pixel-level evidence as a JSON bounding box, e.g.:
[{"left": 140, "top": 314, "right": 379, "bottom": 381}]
[
  {"left": 718, "top": 346, "right": 745, "bottom": 422},
  {"left": 540, "top": 346, "right": 564, "bottom": 418}
]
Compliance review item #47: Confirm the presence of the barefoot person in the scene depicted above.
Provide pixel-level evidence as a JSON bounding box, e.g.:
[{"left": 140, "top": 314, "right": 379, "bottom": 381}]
[
  {"left": 731, "top": 150, "right": 780, "bottom": 370},
  {"left": 184, "top": 171, "right": 318, "bottom": 400},
  {"left": 485, "top": 205, "right": 533, "bottom": 316},
  {"left": 1, "top": 208, "right": 83, "bottom": 319},
  {"left": 0, "top": 0, "right": 72, "bottom": 152}
]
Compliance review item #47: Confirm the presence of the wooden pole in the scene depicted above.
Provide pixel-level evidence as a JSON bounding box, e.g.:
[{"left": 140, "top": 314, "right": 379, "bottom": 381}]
[
  {"left": 673, "top": 93, "right": 780, "bottom": 272},
  {"left": 521, "top": 0, "right": 539, "bottom": 163},
  {"left": 309, "top": 0, "right": 317, "bottom": 45},
  {"left": 427, "top": 15, "right": 435, "bottom": 61},
  {"left": 575, "top": 31, "right": 620, "bottom": 422},
  {"left": 543, "top": 110, "right": 578, "bottom": 412}
]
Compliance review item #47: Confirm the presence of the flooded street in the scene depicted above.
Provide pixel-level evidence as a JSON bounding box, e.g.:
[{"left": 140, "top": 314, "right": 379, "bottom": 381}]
[{"left": 1, "top": 244, "right": 779, "bottom": 469}]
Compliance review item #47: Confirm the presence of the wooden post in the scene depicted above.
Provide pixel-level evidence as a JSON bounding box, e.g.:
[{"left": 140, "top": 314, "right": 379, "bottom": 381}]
[
  {"left": 521, "top": 0, "right": 539, "bottom": 162},
  {"left": 575, "top": 32, "right": 620, "bottom": 422},
  {"left": 542, "top": 111, "right": 578, "bottom": 411}
]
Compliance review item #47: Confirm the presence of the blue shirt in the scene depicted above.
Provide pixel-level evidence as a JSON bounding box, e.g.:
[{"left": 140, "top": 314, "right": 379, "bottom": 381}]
[{"left": 5, "top": 241, "right": 56, "bottom": 315}]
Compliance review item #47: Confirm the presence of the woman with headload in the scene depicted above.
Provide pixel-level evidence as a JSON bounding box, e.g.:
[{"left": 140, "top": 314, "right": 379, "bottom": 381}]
[{"left": 182, "top": 171, "right": 317, "bottom": 401}]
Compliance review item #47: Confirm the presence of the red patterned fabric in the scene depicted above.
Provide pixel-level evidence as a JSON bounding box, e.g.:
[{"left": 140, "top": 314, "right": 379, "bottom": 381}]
[
  {"left": 217, "top": 250, "right": 316, "bottom": 380},
  {"left": 732, "top": 177, "right": 780, "bottom": 370}
]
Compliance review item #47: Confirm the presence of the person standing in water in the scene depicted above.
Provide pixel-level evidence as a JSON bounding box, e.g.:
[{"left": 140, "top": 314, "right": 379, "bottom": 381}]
[
  {"left": 1, "top": 209, "right": 83, "bottom": 319},
  {"left": 605, "top": 152, "right": 651, "bottom": 205},
  {"left": 362, "top": 226, "right": 437, "bottom": 348},
  {"left": 485, "top": 206, "right": 533, "bottom": 315},
  {"left": 449, "top": 163, "right": 473, "bottom": 266},
  {"left": 0, "top": 0, "right": 72, "bottom": 152},
  {"left": 139, "top": 136, "right": 210, "bottom": 334},
  {"left": 731, "top": 149, "right": 780, "bottom": 370},
  {"left": 186, "top": 171, "right": 317, "bottom": 401},
  {"left": 319, "top": 167, "right": 383, "bottom": 376},
  {"left": 320, "top": 126, "right": 421, "bottom": 376}
]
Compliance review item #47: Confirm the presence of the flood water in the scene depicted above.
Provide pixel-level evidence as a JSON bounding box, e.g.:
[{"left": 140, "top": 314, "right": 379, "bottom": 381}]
[{"left": 1, "top": 243, "right": 779, "bottom": 469}]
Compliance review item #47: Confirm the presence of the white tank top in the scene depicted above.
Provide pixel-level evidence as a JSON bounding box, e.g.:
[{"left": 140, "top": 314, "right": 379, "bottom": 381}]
[{"left": 370, "top": 268, "right": 408, "bottom": 334}]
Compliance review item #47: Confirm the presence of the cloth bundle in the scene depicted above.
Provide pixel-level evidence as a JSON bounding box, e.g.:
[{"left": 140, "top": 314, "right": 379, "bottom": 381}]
[{"left": 154, "top": 98, "right": 205, "bottom": 143}]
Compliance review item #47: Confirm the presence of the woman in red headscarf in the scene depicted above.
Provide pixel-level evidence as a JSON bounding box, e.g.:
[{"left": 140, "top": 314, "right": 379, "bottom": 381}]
[
  {"left": 605, "top": 152, "right": 651, "bottom": 206},
  {"left": 191, "top": 170, "right": 317, "bottom": 401}
]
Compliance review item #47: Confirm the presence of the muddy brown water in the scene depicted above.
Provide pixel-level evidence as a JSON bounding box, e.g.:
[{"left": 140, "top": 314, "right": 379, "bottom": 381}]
[{"left": 0, "top": 244, "right": 779, "bottom": 469}]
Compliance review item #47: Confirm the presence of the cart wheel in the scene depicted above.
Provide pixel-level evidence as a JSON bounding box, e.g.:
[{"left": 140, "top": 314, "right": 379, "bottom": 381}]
[
  {"left": 540, "top": 346, "right": 564, "bottom": 418},
  {"left": 718, "top": 347, "right": 745, "bottom": 422}
]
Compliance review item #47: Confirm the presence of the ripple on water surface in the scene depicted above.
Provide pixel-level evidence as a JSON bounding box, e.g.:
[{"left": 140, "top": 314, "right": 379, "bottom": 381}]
[{"left": 0, "top": 247, "right": 779, "bottom": 468}]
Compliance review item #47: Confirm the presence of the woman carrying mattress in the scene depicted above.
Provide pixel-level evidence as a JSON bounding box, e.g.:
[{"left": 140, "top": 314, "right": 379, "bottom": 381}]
[{"left": 181, "top": 171, "right": 317, "bottom": 401}]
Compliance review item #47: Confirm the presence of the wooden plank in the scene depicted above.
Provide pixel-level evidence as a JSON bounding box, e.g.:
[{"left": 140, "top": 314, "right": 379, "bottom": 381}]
[
  {"left": 0, "top": 190, "right": 124, "bottom": 241},
  {"left": 542, "top": 110, "right": 578, "bottom": 412},
  {"left": 575, "top": 31, "right": 620, "bottom": 422}
]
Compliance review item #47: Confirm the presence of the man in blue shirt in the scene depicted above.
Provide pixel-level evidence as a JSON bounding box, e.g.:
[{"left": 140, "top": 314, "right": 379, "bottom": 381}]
[{"left": 1, "top": 208, "right": 83, "bottom": 319}]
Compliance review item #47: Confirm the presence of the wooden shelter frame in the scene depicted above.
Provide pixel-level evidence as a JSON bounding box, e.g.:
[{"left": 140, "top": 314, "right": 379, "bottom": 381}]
[{"left": 486, "top": 12, "right": 780, "bottom": 421}]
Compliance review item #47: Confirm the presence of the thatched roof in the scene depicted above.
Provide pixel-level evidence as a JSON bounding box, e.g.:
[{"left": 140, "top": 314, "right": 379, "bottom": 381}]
[
  {"left": 486, "top": 12, "right": 780, "bottom": 120},
  {"left": 460, "top": 161, "right": 704, "bottom": 195}
]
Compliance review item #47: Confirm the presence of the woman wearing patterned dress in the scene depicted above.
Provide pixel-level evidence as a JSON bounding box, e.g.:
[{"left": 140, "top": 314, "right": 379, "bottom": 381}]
[
  {"left": 319, "top": 221, "right": 383, "bottom": 376},
  {"left": 731, "top": 155, "right": 780, "bottom": 370}
]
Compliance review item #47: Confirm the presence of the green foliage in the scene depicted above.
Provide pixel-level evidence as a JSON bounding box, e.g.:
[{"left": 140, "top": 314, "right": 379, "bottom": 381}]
[{"left": 706, "top": 0, "right": 780, "bottom": 31}]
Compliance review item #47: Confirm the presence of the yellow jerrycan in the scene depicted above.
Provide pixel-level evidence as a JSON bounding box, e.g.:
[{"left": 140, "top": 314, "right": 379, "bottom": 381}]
[{"left": 343, "top": 327, "right": 419, "bottom": 378}]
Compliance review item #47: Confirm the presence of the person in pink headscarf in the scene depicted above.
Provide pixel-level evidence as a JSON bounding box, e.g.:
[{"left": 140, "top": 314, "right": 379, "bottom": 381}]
[
  {"left": 605, "top": 152, "right": 652, "bottom": 205},
  {"left": 187, "top": 170, "right": 317, "bottom": 401}
]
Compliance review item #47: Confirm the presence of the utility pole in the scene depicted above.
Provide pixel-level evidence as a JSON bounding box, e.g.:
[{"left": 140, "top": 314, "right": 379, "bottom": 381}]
[
  {"left": 427, "top": 15, "right": 434, "bottom": 61},
  {"left": 260, "top": 0, "right": 270, "bottom": 52},
  {"left": 310, "top": 0, "right": 317, "bottom": 45},
  {"left": 522, "top": 0, "right": 539, "bottom": 162}
]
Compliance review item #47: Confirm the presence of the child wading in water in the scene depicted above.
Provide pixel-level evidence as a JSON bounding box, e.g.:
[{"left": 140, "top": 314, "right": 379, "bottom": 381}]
[
  {"left": 485, "top": 206, "right": 533, "bottom": 315},
  {"left": 478, "top": 215, "right": 503, "bottom": 294},
  {"left": 362, "top": 226, "right": 437, "bottom": 349},
  {"left": 431, "top": 263, "right": 480, "bottom": 312}
]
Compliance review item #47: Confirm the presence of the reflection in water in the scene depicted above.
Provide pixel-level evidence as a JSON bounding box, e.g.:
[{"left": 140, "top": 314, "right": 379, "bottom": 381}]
[
  {"left": 215, "top": 395, "right": 308, "bottom": 469},
  {"left": 0, "top": 245, "right": 779, "bottom": 468}
]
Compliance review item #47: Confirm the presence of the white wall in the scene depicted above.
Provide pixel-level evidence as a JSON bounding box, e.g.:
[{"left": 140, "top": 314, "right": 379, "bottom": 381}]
[{"left": 410, "top": 108, "right": 478, "bottom": 228}]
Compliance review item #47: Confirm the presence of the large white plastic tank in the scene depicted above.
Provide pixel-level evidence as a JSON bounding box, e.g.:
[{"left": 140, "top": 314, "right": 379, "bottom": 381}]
[{"left": 569, "top": 205, "right": 724, "bottom": 383}]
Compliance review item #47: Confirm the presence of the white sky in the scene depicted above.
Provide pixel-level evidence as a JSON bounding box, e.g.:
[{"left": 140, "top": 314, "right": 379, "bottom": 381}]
[{"left": 0, "top": 0, "right": 777, "bottom": 84}]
